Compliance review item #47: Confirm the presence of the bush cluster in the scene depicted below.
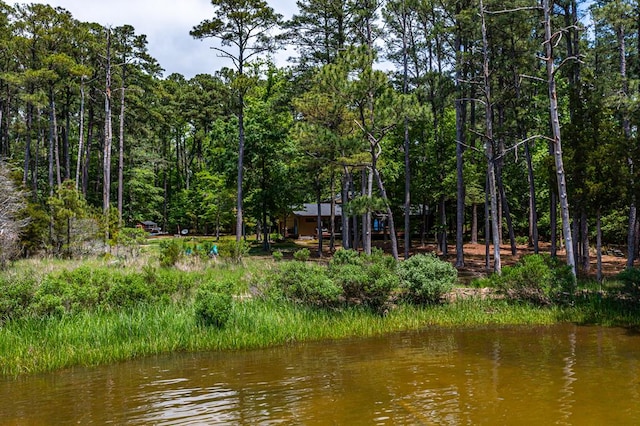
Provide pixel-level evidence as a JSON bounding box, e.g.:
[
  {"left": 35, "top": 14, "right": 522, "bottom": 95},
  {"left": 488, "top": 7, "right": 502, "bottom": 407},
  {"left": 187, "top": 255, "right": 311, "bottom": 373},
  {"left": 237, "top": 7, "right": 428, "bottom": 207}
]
[
  {"left": 490, "top": 254, "right": 575, "bottom": 305},
  {"left": 159, "top": 239, "right": 252, "bottom": 266},
  {"left": 268, "top": 249, "right": 456, "bottom": 312},
  {"left": 270, "top": 261, "right": 342, "bottom": 306},
  {"left": 0, "top": 266, "right": 199, "bottom": 323},
  {"left": 397, "top": 253, "right": 457, "bottom": 304},
  {"left": 614, "top": 268, "right": 640, "bottom": 296},
  {"left": 194, "top": 280, "right": 233, "bottom": 328}
]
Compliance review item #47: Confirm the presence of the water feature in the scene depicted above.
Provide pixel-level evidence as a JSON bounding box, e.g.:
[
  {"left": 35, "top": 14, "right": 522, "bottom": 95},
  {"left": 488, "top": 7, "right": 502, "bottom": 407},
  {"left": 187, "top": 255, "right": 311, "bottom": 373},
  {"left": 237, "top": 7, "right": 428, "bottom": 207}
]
[{"left": 2, "top": 323, "right": 640, "bottom": 424}]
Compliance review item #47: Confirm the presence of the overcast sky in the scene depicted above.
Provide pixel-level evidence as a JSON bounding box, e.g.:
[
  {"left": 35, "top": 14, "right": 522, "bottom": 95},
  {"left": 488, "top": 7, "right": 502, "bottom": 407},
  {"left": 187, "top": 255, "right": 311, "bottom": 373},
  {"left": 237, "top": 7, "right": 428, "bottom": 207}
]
[{"left": 22, "top": 0, "right": 298, "bottom": 79}]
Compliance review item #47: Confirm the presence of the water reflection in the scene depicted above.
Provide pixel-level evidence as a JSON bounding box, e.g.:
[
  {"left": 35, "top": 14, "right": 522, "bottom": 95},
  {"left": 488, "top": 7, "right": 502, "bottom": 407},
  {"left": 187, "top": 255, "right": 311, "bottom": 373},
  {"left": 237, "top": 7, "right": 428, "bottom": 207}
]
[{"left": 2, "top": 324, "right": 640, "bottom": 424}]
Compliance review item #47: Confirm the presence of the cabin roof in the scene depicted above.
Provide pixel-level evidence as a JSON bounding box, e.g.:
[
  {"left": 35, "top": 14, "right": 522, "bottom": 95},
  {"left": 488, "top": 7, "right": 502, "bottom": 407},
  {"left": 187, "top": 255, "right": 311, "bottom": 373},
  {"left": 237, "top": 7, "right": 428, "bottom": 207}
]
[{"left": 293, "top": 203, "right": 342, "bottom": 217}]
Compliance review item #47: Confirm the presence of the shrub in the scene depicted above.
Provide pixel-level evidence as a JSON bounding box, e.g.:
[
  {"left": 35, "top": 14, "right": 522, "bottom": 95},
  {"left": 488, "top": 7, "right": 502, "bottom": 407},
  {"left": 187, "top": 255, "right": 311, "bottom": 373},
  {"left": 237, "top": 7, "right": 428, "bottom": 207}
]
[
  {"left": 397, "top": 254, "right": 457, "bottom": 304},
  {"left": 159, "top": 239, "right": 182, "bottom": 267},
  {"left": 293, "top": 248, "right": 310, "bottom": 262},
  {"left": 194, "top": 281, "right": 233, "bottom": 327},
  {"left": 0, "top": 276, "right": 36, "bottom": 322},
  {"left": 493, "top": 254, "right": 575, "bottom": 305},
  {"left": 214, "top": 240, "right": 251, "bottom": 263},
  {"left": 272, "top": 250, "right": 284, "bottom": 262},
  {"left": 32, "top": 273, "right": 73, "bottom": 316},
  {"left": 331, "top": 249, "right": 362, "bottom": 266},
  {"left": 328, "top": 249, "right": 398, "bottom": 311},
  {"left": 273, "top": 261, "right": 341, "bottom": 306},
  {"left": 115, "top": 227, "right": 147, "bottom": 258},
  {"left": 615, "top": 268, "right": 640, "bottom": 296},
  {"left": 105, "top": 273, "right": 152, "bottom": 308}
]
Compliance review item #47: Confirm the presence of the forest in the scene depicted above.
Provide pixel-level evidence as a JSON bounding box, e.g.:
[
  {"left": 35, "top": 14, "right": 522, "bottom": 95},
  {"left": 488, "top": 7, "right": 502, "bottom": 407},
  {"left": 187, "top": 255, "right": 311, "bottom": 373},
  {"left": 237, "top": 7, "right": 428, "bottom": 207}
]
[{"left": 0, "top": 0, "right": 636, "bottom": 278}]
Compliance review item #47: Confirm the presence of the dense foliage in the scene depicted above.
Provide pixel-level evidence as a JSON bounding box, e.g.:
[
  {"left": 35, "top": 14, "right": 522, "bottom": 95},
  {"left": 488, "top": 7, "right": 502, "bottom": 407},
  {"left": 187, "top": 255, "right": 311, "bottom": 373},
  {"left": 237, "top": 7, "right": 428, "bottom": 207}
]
[{"left": 0, "top": 0, "right": 638, "bottom": 275}]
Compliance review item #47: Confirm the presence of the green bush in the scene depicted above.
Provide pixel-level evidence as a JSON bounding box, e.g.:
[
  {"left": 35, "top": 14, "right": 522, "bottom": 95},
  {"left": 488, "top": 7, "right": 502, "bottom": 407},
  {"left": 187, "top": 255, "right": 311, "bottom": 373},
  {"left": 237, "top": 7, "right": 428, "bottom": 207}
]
[
  {"left": 492, "top": 254, "right": 575, "bottom": 305},
  {"left": 272, "top": 250, "right": 284, "bottom": 262},
  {"left": 194, "top": 282, "right": 233, "bottom": 327},
  {"left": 105, "top": 273, "right": 152, "bottom": 307},
  {"left": 0, "top": 276, "right": 36, "bottom": 322},
  {"left": 614, "top": 267, "right": 640, "bottom": 296},
  {"left": 213, "top": 240, "right": 251, "bottom": 262},
  {"left": 328, "top": 249, "right": 398, "bottom": 311},
  {"left": 331, "top": 249, "right": 362, "bottom": 266},
  {"left": 397, "top": 254, "right": 457, "bottom": 304},
  {"left": 330, "top": 263, "right": 369, "bottom": 300},
  {"left": 273, "top": 261, "right": 341, "bottom": 306},
  {"left": 32, "top": 273, "right": 73, "bottom": 316},
  {"left": 159, "top": 240, "right": 182, "bottom": 267},
  {"left": 293, "top": 248, "right": 310, "bottom": 262}
]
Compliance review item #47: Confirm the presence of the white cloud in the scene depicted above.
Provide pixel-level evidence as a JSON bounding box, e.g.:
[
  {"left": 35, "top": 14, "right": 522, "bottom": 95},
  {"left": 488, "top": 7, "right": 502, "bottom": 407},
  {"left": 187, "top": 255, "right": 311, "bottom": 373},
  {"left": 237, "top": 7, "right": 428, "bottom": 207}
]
[{"left": 18, "top": 0, "right": 297, "bottom": 78}]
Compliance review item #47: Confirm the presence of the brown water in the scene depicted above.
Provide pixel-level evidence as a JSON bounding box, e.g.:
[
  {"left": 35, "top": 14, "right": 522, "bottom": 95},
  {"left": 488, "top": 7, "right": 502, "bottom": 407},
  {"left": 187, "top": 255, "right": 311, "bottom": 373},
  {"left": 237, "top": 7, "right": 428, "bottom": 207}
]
[{"left": 2, "top": 324, "right": 640, "bottom": 425}]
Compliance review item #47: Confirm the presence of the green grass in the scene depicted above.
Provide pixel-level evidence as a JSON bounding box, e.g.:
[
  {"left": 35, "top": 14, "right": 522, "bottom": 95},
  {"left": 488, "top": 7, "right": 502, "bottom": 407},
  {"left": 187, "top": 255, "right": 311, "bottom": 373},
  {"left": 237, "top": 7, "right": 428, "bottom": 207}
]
[
  {"left": 3, "top": 251, "right": 640, "bottom": 377},
  {"left": 4, "top": 294, "right": 638, "bottom": 377}
]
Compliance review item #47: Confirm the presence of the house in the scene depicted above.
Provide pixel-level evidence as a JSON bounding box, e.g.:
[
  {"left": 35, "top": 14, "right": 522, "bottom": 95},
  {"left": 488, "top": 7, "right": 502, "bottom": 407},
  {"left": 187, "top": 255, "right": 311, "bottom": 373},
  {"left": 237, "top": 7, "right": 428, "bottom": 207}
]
[
  {"left": 137, "top": 220, "right": 161, "bottom": 234},
  {"left": 283, "top": 203, "right": 342, "bottom": 239}
]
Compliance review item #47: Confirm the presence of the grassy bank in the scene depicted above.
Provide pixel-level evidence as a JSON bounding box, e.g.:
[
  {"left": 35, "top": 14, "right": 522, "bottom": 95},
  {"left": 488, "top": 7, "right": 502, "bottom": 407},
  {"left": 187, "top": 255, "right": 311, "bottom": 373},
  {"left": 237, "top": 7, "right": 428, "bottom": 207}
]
[
  {"left": 3, "top": 248, "right": 640, "bottom": 377},
  {"left": 2, "top": 295, "right": 639, "bottom": 377}
]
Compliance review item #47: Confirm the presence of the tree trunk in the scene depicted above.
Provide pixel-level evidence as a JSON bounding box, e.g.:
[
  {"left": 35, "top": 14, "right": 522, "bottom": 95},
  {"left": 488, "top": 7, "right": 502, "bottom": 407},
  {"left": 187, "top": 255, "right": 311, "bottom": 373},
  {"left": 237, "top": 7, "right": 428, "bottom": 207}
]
[
  {"left": 236, "top": 92, "right": 245, "bottom": 242},
  {"left": 373, "top": 167, "right": 399, "bottom": 260},
  {"left": 23, "top": 103, "right": 32, "bottom": 188},
  {"left": 439, "top": 197, "right": 448, "bottom": 255},
  {"left": 480, "top": 0, "right": 501, "bottom": 273},
  {"left": 525, "top": 140, "right": 539, "bottom": 253},
  {"left": 342, "top": 168, "right": 351, "bottom": 250},
  {"left": 597, "top": 208, "right": 602, "bottom": 284},
  {"left": 75, "top": 77, "right": 86, "bottom": 190},
  {"left": 544, "top": 0, "right": 576, "bottom": 276},
  {"left": 118, "top": 64, "right": 126, "bottom": 226},
  {"left": 103, "top": 29, "right": 113, "bottom": 245},
  {"left": 485, "top": 172, "right": 491, "bottom": 272},
  {"left": 471, "top": 203, "right": 478, "bottom": 244},
  {"left": 316, "top": 178, "right": 323, "bottom": 257},
  {"left": 363, "top": 168, "right": 372, "bottom": 255},
  {"left": 330, "top": 172, "right": 336, "bottom": 252},
  {"left": 581, "top": 209, "right": 590, "bottom": 272},
  {"left": 496, "top": 165, "right": 516, "bottom": 255}
]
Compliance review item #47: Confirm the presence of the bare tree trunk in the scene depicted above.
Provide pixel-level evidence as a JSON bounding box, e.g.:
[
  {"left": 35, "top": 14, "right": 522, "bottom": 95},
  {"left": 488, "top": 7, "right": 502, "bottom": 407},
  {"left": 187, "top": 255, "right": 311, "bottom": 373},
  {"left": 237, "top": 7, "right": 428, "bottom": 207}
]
[
  {"left": 597, "top": 208, "right": 602, "bottom": 283},
  {"left": 236, "top": 92, "right": 245, "bottom": 242},
  {"left": 330, "top": 172, "right": 336, "bottom": 252},
  {"left": 454, "top": 1, "right": 466, "bottom": 268},
  {"left": 420, "top": 200, "right": 427, "bottom": 247},
  {"left": 525, "top": 140, "right": 539, "bottom": 253},
  {"left": 103, "top": 29, "right": 113, "bottom": 245},
  {"left": 543, "top": 0, "right": 576, "bottom": 276},
  {"left": 316, "top": 178, "right": 323, "bottom": 258},
  {"left": 480, "top": 0, "right": 501, "bottom": 273},
  {"left": 581, "top": 209, "right": 590, "bottom": 272},
  {"left": 342, "top": 168, "right": 351, "bottom": 250},
  {"left": 497, "top": 165, "right": 516, "bottom": 255},
  {"left": 471, "top": 203, "right": 478, "bottom": 244},
  {"left": 75, "top": 77, "right": 86, "bottom": 190},
  {"left": 439, "top": 197, "right": 447, "bottom": 255},
  {"left": 53, "top": 98, "right": 61, "bottom": 188},
  {"left": 23, "top": 104, "right": 32, "bottom": 187},
  {"left": 363, "top": 168, "right": 372, "bottom": 255},
  {"left": 117, "top": 65, "right": 126, "bottom": 226},
  {"left": 485, "top": 172, "right": 491, "bottom": 272},
  {"left": 373, "top": 167, "right": 399, "bottom": 260}
]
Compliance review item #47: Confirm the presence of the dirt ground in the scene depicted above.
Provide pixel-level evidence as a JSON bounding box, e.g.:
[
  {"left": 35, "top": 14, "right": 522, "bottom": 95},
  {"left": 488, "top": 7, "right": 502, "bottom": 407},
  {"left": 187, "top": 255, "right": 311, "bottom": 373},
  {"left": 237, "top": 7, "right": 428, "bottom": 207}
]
[{"left": 409, "top": 241, "right": 628, "bottom": 282}]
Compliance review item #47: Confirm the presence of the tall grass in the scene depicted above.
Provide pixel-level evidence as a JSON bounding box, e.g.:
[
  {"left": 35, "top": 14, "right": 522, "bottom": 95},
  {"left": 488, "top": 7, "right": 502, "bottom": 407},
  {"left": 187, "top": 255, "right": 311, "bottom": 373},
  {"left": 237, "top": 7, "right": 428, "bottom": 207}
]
[
  {"left": 0, "top": 296, "right": 610, "bottom": 377},
  {"left": 3, "top": 252, "right": 640, "bottom": 377}
]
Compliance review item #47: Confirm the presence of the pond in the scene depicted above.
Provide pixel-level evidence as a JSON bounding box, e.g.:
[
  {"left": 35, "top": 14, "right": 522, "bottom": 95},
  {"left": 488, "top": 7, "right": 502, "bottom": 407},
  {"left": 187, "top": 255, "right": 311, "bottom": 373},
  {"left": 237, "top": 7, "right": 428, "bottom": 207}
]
[{"left": 2, "top": 324, "right": 640, "bottom": 424}]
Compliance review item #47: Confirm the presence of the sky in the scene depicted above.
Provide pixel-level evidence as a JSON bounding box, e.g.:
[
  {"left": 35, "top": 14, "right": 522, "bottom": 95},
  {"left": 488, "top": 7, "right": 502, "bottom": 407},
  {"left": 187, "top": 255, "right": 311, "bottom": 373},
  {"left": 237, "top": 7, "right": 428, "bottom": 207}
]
[{"left": 22, "top": 0, "right": 298, "bottom": 79}]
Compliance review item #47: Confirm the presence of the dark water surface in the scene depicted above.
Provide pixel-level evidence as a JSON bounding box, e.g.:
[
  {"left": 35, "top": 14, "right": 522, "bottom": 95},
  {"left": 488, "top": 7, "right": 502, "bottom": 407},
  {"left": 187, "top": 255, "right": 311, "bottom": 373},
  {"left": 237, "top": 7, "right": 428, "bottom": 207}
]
[{"left": 2, "top": 324, "right": 640, "bottom": 425}]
